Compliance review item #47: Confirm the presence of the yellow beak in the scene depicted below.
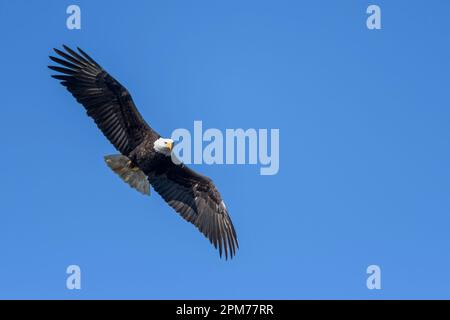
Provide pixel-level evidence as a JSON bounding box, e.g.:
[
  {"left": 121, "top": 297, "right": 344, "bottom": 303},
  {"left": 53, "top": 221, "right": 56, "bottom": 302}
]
[{"left": 167, "top": 141, "right": 173, "bottom": 151}]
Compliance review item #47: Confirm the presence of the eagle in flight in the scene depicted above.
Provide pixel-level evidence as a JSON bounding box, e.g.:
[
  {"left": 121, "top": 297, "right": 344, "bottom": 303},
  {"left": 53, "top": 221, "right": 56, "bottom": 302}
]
[{"left": 49, "top": 45, "right": 238, "bottom": 259}]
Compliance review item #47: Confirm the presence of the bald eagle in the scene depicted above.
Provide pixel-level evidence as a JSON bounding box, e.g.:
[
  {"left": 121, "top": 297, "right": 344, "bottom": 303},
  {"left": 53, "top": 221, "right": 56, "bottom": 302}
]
[{"left": 49, "top": 46, "right": 238, "bottom": 259}]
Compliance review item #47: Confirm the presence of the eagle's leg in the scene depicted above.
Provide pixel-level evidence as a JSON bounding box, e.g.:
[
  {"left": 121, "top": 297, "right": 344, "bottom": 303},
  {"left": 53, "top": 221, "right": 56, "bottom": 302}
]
[{"left": 127, "top": 160, "right": 141, "bottom": 172}]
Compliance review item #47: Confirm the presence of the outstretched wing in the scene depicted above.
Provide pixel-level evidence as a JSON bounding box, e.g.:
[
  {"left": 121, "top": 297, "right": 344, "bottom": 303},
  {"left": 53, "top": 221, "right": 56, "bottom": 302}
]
[
  {"left": 49, "top": 45, "right": 157, "bottom": 156},
  {"left": 148, "top": 162, "right": 238, "bottom": 259}
]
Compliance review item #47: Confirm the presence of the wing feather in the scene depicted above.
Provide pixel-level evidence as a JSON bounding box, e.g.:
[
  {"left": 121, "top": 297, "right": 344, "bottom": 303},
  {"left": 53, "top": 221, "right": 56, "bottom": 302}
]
[
  {"left": 148, "top": 162, "right": 238, "bottom": 259},
  {"left": 49, "top": 45, "right": 158, "bottom": 155}
]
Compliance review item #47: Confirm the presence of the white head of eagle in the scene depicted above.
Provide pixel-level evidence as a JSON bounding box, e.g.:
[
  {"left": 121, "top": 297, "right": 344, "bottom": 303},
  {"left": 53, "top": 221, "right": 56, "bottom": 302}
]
[{"left": 153, "top": 137, "right": 174, "bottom": 156}]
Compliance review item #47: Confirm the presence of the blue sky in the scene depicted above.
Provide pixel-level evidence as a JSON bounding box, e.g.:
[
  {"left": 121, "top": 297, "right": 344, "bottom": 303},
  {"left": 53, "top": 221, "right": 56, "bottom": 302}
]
[{"left": 0, "top": 0, "right": 450, "bottom": 299}]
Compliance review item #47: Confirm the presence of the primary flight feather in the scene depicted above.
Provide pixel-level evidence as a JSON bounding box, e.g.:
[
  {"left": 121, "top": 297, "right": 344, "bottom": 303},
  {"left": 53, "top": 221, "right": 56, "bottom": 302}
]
[{"left": 48, "top": 45, "right": 238, "bottom": 259}]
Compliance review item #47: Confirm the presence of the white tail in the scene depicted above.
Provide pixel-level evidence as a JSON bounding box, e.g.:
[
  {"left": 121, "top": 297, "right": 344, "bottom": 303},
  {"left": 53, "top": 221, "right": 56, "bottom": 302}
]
[{"left": 104, "top": 155, "right": 150, "bottom": 196}]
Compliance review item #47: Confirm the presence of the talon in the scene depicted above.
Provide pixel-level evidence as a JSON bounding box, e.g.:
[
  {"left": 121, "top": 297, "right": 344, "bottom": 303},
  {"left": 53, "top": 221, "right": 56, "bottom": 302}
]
[{"left": 127, "top": 160, "right": 140, "bottom": 172}]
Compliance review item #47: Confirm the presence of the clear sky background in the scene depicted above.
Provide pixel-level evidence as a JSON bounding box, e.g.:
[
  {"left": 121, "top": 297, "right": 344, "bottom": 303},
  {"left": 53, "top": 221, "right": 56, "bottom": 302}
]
[{"left": 0, "top": 0, "right": 449, "bottom": 299}]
